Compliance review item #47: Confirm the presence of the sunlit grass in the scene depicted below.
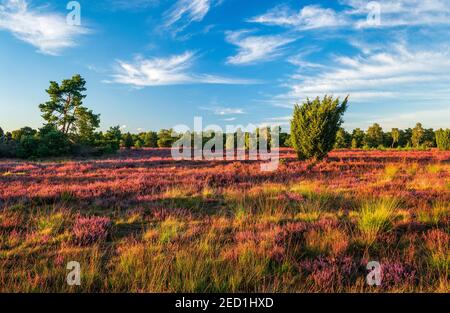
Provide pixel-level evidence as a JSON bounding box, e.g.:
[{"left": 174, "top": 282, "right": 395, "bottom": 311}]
[
  {"left": 384, "top": 164, "right": 400, "bottom": 181},
  {"left": 158, "top": 217, "right": 185, "bottom": 244},
  {"left": 405, "top": 163, "right": 419, "bottom": 176},
  {"left": 425, "top": 230, "right": 449, "bottom": 275},
  {"left": 418, "top": 201, "right": 449, "bottom": 225},
  {"left": 358, "top": 198, "right": 400, "bottom": 245},
  {"left": 426, "top": 164, "right": 443, "bottom": 174},
  {"left": 305, "top": 227, "right": 349, "bottom": 256},
  {"left": 290, "top": 181, "right": 319, "bottom": 196},
  {"left": 37, "top": 212, "right": 65, "bottom": 236}
]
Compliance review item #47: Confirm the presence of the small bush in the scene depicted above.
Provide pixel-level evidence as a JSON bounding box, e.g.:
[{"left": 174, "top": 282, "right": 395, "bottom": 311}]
[{"left": 291, "top": 95, "right": 348, "bottom": 161}]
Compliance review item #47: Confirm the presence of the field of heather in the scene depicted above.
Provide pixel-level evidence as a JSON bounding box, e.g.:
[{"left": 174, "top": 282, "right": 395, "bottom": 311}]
[{"left": 0, "top": 148, "right": 448, "bottom": 292}]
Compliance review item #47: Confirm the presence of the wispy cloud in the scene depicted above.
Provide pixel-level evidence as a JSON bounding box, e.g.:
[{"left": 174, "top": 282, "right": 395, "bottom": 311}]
[
  {"left": 287, "top": 47, "right": 326, "bottom": 69},
  {"left": 345, "top": 0, "right": 450, "bottom": 28},
  {"left": 248, "top": 4, "right": 348, "bottom": 30},
  {"left": 276, "top": 43, "right": 450, "bottom": 105},
  {"left": 110, "top": 51, "right": 258, "bottom": 87},
  {"left": 163, "top": 0, "right": 222, "bottom": 33},
  {"left": 0, "top": 0, "right": 89, "bottom": 55},
  {"left": 226, "top": 30, "right": 296, "bottom": 65},
  {"left": 249, "top": 1, "right": 450, "bottom": 31},
  {"left": 108, "top": 0, "right": 160, "bottom": 11},
  {"left": 262, "top": 115, "right": 290, "bottom": 127},
  {"left": 368, "top": 107, "right": 450, "bottom": 129},
  {"left": 199, "top": 106, "right": 245, "bottom": 115},
  {"left": 343, "top": 107, "right": 450, "bottom": 130}
]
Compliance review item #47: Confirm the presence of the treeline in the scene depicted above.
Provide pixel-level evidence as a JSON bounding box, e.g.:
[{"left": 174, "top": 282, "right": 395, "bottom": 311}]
[
  {"left": 0, "top": 124, "right": 124, "bottom": 159},
  {"left": 1, "top": 75, "right": 450, "bottom": 160},
  {"left": 2, "top": 121, "right": 449, "bottom": 159},
  {"left": 81, "top": 122, "right": 450, "bottom": 152},
  {"left": 120, "top": 128, "right": 283, "bottom": 149},
  {"left": 333, "top": 123, "right": 450, "bottom": 150}
]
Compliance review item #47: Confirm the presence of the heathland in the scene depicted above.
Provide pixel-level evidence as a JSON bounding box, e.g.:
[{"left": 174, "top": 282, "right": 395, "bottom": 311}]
[{"left": 0, "top": 148, "right": 448, "bottom": 292}]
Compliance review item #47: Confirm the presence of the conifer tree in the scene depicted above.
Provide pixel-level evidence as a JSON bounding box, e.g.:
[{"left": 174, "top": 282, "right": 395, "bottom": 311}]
[{"left": 291, "top": 95, "right": 348, "bottom": 160}]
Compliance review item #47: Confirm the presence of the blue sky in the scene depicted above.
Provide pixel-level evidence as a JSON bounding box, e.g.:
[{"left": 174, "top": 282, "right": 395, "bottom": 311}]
[{"left": 1, "top": 0, "right": 450, "bottom": 133}]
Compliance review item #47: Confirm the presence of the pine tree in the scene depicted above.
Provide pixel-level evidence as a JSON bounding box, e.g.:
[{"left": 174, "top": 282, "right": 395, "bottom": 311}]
[
  {"left": 39, "top": 75, "right": 99, "bottom": 141},
  {"left": 144, "top": 131, "right": 158, "bottom": 148},
  {"left": 123, "top": 133, "right": 134, "bottom": 149},
  {"left": 291, "top": 95, "right": 348, "bottom": 160},
  {"left": 157, "top": 129, "right": 174, "bottom": 148}
]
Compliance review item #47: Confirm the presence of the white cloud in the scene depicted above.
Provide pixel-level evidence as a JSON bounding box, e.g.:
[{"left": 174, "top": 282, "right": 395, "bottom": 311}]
[
  {"left": 346, "top": 0, "right": 450, "bottom": 28},
  {"left": 163, "top": 0, "right": 222, "bottom": 33},
  {"left": 248, "top": 4, "right": 348, "bottom": 30},
  {"left": 372, "top": 107, "right": 450, "bottom": 129},
  {"left": 249, "top": 1, "right": 450, "bottom": 31},
  {"left": 109, "top": 0, "right": 159, "bottom": 10},
  {"left": 0, "top": 0, "right": 89, "bottom": 55},
  {"left": 343, "top": 107, "right": 450, "bottom": 130},
  {"left": 288, "top": 48, "right": 326, "bottom": 69},
  {"left": 111, "top": 51, "right": 258, "bottom": 87},
  {"left": 226, "top": 30, "right": 296, "bottom": 65},
  {"left": 199, "top": 106, "right": 245, "bottom": 115},
  {"left": 262, "top": 115, "right": 290, "bottom": 127},
  {"left": 276, "top": 43, "right": 450, "bottom": 106}
]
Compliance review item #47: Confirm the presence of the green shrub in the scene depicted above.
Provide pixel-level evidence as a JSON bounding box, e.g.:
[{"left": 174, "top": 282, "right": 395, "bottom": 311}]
[
  {"left": 36, "top": 126, "right": 70, "bottom": 157},
  {"left": 16, "top": 135, "right": 39, "bottom": 158},
  {"left": 291, "top": 95, "right": 348, "bottom": 160},
  {"left": 157, "top": 129, "right": 175, "bottom": 148},
  {"left": 144, "top": 131, "right": 158, "bottom": 147},
  {"left": 122, "top": 133, "right": 134, "bottom": 149}
]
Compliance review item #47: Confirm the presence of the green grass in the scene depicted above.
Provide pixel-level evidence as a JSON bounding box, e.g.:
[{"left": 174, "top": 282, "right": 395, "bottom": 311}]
[
  {"left": 358, "top": 198, "right": 400, "bottom": 245},
  {"left": 418, "top": 201, "right": 449, "bottom": 225},
  {"left": 384, "top": 164, "right": 400, "bottom": 180}
]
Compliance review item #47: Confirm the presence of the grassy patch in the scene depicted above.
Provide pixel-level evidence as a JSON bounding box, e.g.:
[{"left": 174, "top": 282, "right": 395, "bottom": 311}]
[
  {"left": 358, "top": 198, "right": 400, "bottom": 245},
  {"left": 417, "top": 201, "right": 449, "bottom": 225}
]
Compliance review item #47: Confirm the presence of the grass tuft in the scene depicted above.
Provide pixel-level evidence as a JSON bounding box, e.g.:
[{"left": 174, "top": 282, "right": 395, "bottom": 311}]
[{"left": 358, "top": 198, "right": 400, "bottom": 245}]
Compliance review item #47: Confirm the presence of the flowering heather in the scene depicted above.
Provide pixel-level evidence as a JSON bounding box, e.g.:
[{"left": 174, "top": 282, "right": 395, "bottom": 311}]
[
  {"left": 72, "top": 216, "right": 111, "bottom": 246},
  {"left": 0, "top": 148, "right": 448, "bottom": 292},
  {"left": 381, "top": 261, "right": 417, "bottom": 288}
]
